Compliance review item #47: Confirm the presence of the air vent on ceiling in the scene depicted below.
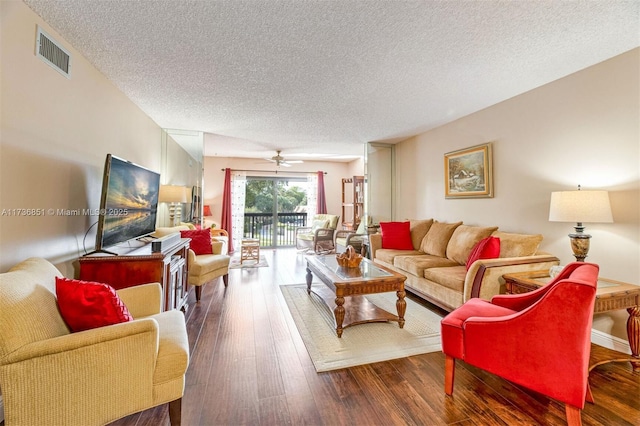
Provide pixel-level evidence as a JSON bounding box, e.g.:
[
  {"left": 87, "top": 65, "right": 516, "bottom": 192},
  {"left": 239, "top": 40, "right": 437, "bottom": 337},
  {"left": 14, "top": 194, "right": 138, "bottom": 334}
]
[{"left": 36, "top": 26, "right": 71, "bottom": 78}]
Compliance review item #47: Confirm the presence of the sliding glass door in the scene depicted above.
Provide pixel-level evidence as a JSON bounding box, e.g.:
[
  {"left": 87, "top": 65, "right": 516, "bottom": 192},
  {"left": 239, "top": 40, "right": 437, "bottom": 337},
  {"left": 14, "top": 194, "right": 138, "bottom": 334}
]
[{"left": 244, "top": 177, "right": 308, "bottom": 247}]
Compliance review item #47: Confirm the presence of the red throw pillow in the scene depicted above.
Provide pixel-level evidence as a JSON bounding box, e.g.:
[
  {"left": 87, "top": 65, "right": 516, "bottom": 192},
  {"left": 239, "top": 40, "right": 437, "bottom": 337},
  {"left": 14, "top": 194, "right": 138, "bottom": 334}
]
[
  {"left": 380, "top": 221, "right": 414, "bottom": 250},
  {"left": 55, "top": 277, "right": 133, "bottom": 332},
  {"left": 180, "top": 229, "right": 213, "bottom": 255},
  {"left": 466, "top": 236, "right": 501, "bottom": 270}
]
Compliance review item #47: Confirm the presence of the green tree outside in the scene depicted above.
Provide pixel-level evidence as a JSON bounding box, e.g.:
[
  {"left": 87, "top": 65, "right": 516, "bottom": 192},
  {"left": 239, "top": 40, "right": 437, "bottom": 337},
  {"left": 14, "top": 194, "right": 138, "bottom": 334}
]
[{"left": 245, "top": 180, "right": 307, "bottom": 213}]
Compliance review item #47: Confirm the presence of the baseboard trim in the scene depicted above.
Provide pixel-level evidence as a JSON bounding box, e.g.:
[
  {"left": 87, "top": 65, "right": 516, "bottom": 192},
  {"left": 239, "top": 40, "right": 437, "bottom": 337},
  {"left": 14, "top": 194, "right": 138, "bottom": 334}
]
[{"left": 591, "top": 329, "right": 631, "bottom": 354}]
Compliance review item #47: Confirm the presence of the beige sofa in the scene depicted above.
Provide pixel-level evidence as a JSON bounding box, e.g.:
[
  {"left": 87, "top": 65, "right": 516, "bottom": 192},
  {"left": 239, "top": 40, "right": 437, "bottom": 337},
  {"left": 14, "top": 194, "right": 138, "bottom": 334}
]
[{"left": 370, "top": 219, "right": 559, "bottom": 311}]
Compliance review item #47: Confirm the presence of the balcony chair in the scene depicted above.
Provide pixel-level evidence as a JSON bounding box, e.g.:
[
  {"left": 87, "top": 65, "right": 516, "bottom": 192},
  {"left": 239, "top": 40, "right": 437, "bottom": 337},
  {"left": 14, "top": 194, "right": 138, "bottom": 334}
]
[
  {"left": 155, "top": 225, "right": 230, "bottom": 301},
  {"left": 0, "top": 257, "right": 189, "bottom": 426},
  {"left": 295, "top": 214, "right": 340, "bottom": 254},
  {"left": 335, "top": 215, "right": 372, "bottom": 254},
  {"left": 441, "top": 262, "right": 599, "bottom": 426}
]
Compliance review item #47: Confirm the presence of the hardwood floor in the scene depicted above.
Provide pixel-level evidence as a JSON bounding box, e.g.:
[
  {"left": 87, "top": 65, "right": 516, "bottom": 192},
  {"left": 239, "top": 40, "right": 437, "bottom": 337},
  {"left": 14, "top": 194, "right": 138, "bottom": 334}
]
[{"left": 109, "top": 248, "right": 639, "bottom": 426}]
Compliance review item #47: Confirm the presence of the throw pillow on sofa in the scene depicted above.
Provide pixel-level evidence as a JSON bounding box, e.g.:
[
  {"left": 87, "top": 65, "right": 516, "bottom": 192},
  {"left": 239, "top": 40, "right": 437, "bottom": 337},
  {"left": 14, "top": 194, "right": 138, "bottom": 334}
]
[
  {"left": 466, "top": 236, "right": 501, "bottom": 269},
  {"left": 56, "top": 277, "right": 133, "bottom": 332},
  {"left": 380, "top": 221, "right": 414, "bottom": 250},
  {"left": 446, "top": 225, "right": 499, "bottom": 265},
  {"left": 420, "top": 221, "right": 463, "bottom": 257},
  {"left": 180, "top": 229, "right": 214, "bottom": 255},
  {"left": 408, "top": 219, "right": 434, "bottom": 250}
]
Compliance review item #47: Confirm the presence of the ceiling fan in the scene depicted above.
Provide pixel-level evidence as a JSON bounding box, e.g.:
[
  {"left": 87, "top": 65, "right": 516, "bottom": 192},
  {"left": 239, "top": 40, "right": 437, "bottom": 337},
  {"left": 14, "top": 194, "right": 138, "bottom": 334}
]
[{"left": 264, "top": 150, "right": 303, "bottom": 167}]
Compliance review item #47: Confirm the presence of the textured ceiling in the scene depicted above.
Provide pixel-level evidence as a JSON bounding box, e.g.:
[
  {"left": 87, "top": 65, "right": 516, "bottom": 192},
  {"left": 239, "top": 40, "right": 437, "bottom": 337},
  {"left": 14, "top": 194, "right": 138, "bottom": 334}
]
[{"left": 23, "top": 0, "right": 640, "bottom": 162}]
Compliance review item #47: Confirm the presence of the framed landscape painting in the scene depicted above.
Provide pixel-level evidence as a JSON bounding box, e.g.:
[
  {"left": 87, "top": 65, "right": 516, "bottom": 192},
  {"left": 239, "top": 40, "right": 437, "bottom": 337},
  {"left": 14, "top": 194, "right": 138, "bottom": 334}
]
[{"left": 444, "top": 142, "right": 493, "bottom": 198}]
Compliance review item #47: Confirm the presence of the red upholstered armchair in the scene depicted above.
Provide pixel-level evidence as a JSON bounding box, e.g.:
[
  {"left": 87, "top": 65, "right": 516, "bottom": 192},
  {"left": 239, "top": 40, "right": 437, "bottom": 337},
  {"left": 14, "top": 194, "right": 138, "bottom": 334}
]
[{"left": 441, "top": 262, "right": 599, "bottom": 426}]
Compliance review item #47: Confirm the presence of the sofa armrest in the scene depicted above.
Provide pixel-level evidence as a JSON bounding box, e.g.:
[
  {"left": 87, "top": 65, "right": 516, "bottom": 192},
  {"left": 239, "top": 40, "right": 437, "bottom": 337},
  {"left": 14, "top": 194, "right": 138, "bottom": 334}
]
[
  {"left": 117, "top": 283, "right": 162, "bottom": 318},
  {"left": 0, "top": 319, "right": 158, "bottom": 425},
  {"left": 463, "top": 254, "right": 560, "bottom": 303},
  {"left": 369, "top": 233, "right": 382, "bottom": 259}
]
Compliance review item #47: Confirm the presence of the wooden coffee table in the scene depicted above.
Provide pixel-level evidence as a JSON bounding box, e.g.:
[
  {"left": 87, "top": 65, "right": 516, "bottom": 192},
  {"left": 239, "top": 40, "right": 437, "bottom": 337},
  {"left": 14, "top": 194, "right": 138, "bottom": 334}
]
[{"left": 305, "top": 255, "right": 407, "bottom": 337}]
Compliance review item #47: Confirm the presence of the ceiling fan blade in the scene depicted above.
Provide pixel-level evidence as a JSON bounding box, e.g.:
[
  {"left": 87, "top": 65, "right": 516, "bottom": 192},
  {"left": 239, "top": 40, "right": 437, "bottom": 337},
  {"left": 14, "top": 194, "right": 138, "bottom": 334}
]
[
  {"left": 279, "top": 161, "right": 292, "bottom": 167},
  {"left": 286, "top": 160, "right": 303, "bottom": 164}
]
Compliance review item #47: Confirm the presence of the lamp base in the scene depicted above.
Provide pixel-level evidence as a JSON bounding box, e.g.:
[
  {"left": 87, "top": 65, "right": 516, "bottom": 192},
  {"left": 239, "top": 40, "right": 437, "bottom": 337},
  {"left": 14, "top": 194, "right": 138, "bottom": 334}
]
[{"left": 568, "top": 232, "right": 591, "bottom": 262}]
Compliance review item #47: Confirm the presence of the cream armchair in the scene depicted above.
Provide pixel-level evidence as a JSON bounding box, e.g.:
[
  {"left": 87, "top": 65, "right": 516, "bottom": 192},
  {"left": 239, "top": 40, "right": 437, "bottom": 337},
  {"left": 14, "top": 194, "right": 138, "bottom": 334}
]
[
  {"left": 155, "top": 226, "right": 230, "bottom": 301},
  {"left": 335, "top": 215, "right": 372, "bottom": 254},
  {"left": 0, "top": 257, "right": 189, "bottom": 426},
  {"left": 295, "top": 214, "right": 340, "bottom": 253}
]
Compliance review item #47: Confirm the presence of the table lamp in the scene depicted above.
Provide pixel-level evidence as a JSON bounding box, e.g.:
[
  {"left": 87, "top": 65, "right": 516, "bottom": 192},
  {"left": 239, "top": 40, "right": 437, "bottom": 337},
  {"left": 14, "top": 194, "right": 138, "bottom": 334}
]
[
  {"left": 548, "top": 185, "right": 613, "bottom": 261},
  {"left": 159, "top": 185, "right": 188, "bottom": 226}
]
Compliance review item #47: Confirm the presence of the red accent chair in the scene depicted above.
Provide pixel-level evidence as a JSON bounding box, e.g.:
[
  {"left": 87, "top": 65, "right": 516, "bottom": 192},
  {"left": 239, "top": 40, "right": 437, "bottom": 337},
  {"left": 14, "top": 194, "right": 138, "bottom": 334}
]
[{"left": 441, "top": 262, "right": 599, "bottom": 426}]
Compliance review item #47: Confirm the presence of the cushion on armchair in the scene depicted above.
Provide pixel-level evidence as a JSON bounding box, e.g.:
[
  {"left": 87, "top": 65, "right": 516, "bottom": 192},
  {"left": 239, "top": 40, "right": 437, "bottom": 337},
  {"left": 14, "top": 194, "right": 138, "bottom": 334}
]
[
  {"left": 180, "top": 229, "right": 214, "bottom": 255},
  {"left": 311, "top": 219, "right": 330, "bottom": 232},
  {"left": 55, "top": 277, "right": 133, "bottom": 332}
]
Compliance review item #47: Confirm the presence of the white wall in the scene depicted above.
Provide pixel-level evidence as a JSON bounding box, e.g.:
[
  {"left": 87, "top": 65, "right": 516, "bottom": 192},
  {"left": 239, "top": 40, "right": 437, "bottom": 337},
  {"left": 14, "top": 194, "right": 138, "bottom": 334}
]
[
  {"left": 0, "top": 2, "right": 164, "bottom": 275},
  {"left": 393, "top": 48, "right": 639, "bottom": 340}
]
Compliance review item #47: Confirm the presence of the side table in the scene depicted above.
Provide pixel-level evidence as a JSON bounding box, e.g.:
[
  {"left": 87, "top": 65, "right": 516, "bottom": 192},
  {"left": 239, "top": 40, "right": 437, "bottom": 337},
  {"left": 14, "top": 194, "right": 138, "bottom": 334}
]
[
  {"left": 503, "top": 269, "right": 640, "bottom": 371},
  {"left": 240, "top": 238, "right": 260, "bottom": 264}
]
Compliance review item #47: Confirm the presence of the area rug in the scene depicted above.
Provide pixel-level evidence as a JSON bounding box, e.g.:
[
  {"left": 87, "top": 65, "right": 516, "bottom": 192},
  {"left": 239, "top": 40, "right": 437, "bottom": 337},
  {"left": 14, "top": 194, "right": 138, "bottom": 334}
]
[
  {"left": 280, "top": 283, "right": 442, "bottom": 372},
  {"left": 229, "top": 255, "right": 269, "bottom": 269}
]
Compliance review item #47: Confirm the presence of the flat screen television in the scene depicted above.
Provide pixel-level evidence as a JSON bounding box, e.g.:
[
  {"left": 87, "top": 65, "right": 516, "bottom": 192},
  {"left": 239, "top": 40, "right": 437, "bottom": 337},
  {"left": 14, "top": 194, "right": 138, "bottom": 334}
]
[{"left": 94, "top": 154, "right": 161, "bottom": 254}]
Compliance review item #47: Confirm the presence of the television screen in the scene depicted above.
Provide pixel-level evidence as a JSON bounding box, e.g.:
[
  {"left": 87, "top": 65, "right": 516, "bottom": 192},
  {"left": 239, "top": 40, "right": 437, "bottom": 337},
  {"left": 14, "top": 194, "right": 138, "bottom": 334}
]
[{"left": 95, "top": 154, "right": 160, "bottom": 252}]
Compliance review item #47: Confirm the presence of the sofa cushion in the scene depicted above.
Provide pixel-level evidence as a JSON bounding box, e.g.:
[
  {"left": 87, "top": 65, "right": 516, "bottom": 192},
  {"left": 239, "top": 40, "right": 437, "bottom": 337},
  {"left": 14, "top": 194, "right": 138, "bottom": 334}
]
[
  {"left": 380, "top": 221, "right": 414, "bottom": 250},
  {"left": 492, "top": 231, "right": 543, "bottom": 257},
  {"left": 420, "top": 221, "right": 463, "bottom": 257},
  {"left": 424, "top": 265, "right": 467, "bottom": 292},
  {"left": 446, "top": 225, "right": 499, "bottom": 265},
  {"left": 180, "top": 229, "right": 214, "bottom": 255},
  {"left": 375, "top": 248, "right": 420, "bottom": 264},
  {"left": 55, "top": 277, "right": 133, "bottom": 332},
  {"left": 394, "top": 255, "right": 459, "bottom": 277},
  {"left": 409, "top": 219, "right": 434, "bottom": 250},
  {"left": 466, "top": 236, "right": 501, "bottom": 269}
]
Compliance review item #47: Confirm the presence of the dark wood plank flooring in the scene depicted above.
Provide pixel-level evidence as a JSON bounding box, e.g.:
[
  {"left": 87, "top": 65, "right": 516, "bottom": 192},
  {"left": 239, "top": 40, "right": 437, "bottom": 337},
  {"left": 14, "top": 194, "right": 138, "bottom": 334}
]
[{"left": 108, "top": 248, "right": 639, "bottom": 426}]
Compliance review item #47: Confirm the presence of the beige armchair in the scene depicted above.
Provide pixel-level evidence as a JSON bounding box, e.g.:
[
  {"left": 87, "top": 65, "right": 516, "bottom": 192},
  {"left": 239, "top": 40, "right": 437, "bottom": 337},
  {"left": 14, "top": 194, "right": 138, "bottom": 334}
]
[
  {"left": 0, "top": 257, "right": 189, "bottom": 426},
  {"left": 295, "top": 214, "right": 340, "bottom": 253},
  {"left": 155, "top": 226, "right": 230, "bottom": 301},
  {"left": 335, "top": 215, "right": 372, "bottom": 254}
]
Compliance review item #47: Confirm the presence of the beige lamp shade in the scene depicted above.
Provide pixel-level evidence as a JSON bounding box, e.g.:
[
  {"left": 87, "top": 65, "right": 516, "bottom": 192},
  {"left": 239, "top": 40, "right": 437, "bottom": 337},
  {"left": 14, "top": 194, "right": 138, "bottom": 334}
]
[
  {"left": 158, "top": 185, "right": 188, "bottom": 203},
  {"left": 549, "top": 188, "right": 612, "bottom": 262},
  {"left": 548, "top": 190, "right": 613, "bottom": 223}
]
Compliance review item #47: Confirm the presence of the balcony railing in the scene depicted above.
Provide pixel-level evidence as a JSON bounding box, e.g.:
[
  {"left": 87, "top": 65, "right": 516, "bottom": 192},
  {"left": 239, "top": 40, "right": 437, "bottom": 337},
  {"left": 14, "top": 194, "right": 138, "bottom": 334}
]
[{"left": 243, "top": 212, "right": 307, "bottom": 247}]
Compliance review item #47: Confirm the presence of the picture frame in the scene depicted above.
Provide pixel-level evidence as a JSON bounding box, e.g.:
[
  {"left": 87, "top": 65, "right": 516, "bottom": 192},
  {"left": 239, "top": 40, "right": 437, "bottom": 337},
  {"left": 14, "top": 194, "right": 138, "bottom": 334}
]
[{"left": 444, "top": 142, "right": 493, "bottom": 198}]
